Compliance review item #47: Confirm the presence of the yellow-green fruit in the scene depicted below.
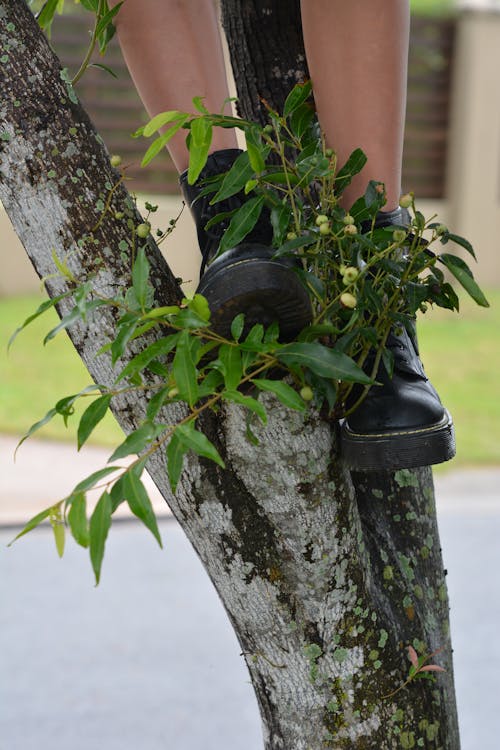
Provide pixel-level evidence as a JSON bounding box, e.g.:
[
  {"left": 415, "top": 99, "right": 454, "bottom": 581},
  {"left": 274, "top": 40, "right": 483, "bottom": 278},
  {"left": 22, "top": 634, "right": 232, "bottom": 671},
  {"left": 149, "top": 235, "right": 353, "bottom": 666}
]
[
  {"left": 110, "top": 154, "right": 122, "bottom": 168},
  {"left": 287, "top": 231, "right": 297, "bottom": 240},
  {"left": 319, "top": 222, "right": 331, "bottom": 235},
  {"left": 114, "top": 211, "right": 124, "bottom": 220},
  {"left": 399, "top": 193, "right": 413, "bottom": 209},
  {"left": 342, "top": 266, "right": 359, "bottom": 284},
  {"left": 340, "top": 292, "right": 357, "bottom": 309},
  {"left": 136, "top": 222, "right": 151, "bottom": 238},
  {"left": 168, "top": 387, "right": 179, "bottom": 399},
  {"left": 300, "top": 385, "right": 314, "bottom": 401},
  {"left": 315, "top": 214, "right": 329, "bottom": 226},
  {"left": 343, "top": 224, "right": 357, "bottom": 236},
  {"left": 392, "top": 229, "right": 407, "bottom": 243},
  {"left": 343, "top": 214, "right": 355, "bottom": 225}
]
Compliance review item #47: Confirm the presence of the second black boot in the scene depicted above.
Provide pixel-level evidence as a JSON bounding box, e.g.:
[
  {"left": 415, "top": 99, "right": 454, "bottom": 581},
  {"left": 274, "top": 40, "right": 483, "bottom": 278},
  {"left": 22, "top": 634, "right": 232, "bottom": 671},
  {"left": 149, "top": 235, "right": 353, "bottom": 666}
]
[
  {"left": 340, "top": 207, "right": 456, "bottom": 471},
  {"left": 179, "top": 149, "right": 312, "bottom": 341}
]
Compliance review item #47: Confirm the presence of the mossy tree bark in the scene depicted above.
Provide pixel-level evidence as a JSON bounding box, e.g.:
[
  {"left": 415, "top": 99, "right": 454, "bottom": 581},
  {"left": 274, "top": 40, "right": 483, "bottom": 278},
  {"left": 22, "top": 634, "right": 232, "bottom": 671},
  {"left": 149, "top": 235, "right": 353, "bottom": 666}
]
[{"left": 0, "top": 1, "right": 460, "bottom": 747}]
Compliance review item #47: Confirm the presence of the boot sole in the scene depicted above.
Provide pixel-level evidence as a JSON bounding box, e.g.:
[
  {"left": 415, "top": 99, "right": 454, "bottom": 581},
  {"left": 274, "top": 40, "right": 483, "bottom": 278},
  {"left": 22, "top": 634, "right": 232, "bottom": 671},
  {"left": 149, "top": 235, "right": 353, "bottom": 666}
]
[
  {"left": 340, "top": 409, "right": 456, "bottom": 471},
  {"left": 197, "top": 256, "right": 312, "bottom": 341}
]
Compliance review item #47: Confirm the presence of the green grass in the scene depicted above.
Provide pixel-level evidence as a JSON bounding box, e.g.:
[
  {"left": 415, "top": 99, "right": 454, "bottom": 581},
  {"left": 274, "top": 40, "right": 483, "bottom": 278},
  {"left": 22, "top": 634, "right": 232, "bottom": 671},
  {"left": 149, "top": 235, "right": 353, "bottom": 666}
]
[
  {"left": 1, "top": 290, "right": 498, "bottom": 466},
  {"left": 410, "top": 0, "right": 454, "bottom": 15},
  {"left": 0, "top": 294, "right": 123, "bottom": 447}
]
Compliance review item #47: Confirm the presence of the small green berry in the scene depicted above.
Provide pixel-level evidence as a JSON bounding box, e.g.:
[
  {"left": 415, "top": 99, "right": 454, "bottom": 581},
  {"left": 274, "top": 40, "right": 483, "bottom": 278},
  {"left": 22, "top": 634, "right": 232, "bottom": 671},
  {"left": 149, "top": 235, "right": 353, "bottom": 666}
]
[
  {"left": 339, "top": 264, "right": 347, "bottom": 275},
  {"left": 136, "top": 222, "right": 151, "bottom": 238},
  {"left": 343, "top": 224, "right": 357, "bottom": 236},
  {"left": 168, "top": 387, "right": 179, "bottom": 399},
  {"left": 316, "top": 214, "right": 329, "bottom": 226},
  {"left": 392, "top": 229, "right": 407, "bottom": 243},
  {"left": 300, "top": 385, "right": 314, "bottom": 401},
  {"left": 399, "top": 193, "right": 413, "bottom": 209},
  {"left": 340, "top": 292, "right": 357, "bottom": 309},
  {"left": 114, "top": 211, "right": 124, "bottom": 220},
  {"left": 263, "top": 124, "right": 274, "bottom": 134},
  {"left": 319, "top": 222, "right": 331, "bottom": 235},
  {"left": 325, "top": 148, "right": 334, "bottom": 158},
  {"left": 287, "top": 231, "right": 297, "bottom": 241},
  {"left": 343, "top": 214, "right": 355, "bottom": 225},
  {"left": 342, "top": 266, "right": 359, "bottom": 284},
  {"left": 110, "top": 154, "right": 122, "bottom": 168}
]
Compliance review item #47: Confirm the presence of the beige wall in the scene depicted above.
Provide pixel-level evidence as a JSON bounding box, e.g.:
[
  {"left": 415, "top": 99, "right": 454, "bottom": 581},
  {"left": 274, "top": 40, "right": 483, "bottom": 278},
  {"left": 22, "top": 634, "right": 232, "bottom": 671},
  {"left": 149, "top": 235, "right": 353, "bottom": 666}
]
[{"left": 446, "top": 10, "right": 500, "bottom": 284}]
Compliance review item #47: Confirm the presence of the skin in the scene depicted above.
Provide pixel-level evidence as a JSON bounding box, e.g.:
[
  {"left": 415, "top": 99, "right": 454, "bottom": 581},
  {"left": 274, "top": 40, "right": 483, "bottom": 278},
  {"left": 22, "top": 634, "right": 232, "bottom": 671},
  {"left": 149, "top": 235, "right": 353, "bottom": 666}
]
[{"left": 111, "top": 0, "right": 410, "bottom": 207}]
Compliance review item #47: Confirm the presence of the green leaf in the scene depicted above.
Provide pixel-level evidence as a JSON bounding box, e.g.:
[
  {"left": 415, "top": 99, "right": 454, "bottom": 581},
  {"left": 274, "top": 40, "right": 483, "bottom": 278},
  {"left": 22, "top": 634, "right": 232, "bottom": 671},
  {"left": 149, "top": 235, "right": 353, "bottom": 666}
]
[
  {"left": 88, "top": 62, "right": 118, "bottom": 79},
  {"left": 42, "top": 305, "right": 80, "bottom": 344},
  {"left": 74, "top": 466, "right": 121, "bottom": 494},
  {"left": 271, "top": 203, "right": 292, "bottom": 247},
  {"left": 211, "top": 151, "right": 254, "bottom": 203},
  {"left": 277, "top": 342, "right": 373, "bottom": 383},
  {"left": 173, "top": 330, "right": 199, "bottom": 406},
  {"left": 111, "top": 318, "right": 139, "bottom": 365},
  {"left": 122, "top": 472, "right": 162, "bottom": 547},
  {"left": 197, "top": 369, "right": 224, "bottom": 398},
  {"left": 283, "top": 80, "right": 313, "bottom": 117},
  {"left": 146, "top": 386, "right": 170, "bottom": 420},
  {"left": 176, "top": 422, "right": 225, "bottom": 468},
  {"left": 9, "top": 506, "right": 52, "bottom": 546},
  {"left": 50, "top": 509, "right": 65, "bottom": 558},
  {"left": 143, "top": 110, "right": 185, "bottom": 138},
  {"left": 16, "top": 408, "right": 57, "bottom": 455},
  {"left": 219, "top": 195, "right": 265, "bottom": 254},
  {"left": 251, "top": 379, "right": 306, "bottom": 411},
  {"left": 439, "top": 254, "right": 489, "bottom": 307},
  {"left": 192, "top": 95, "right": 210, "bottom": 114},
  {"left": 77, "top": 395, "right": 112, "bottom": 450},
  {"left": 37, "top": 0, "right": 61, "bottom": 31},
  {"left": 109, "top": 421, "right": 163, "bottom": 461},
  {"left": 245, "top": 127, "right": 267, "bottom": 173},
  {"left": 273, "top": 232, "right": 317, "bottom": 258},
  {"left": 222, "top": 390, "right": 268, "bottom": 423},
  {"left": 217, "top": 344, "right": 243, "bottom": 390},
  {"left": 289, "top": 102, "right": 315, "bottom": 140},
  {"left": 186, "top": 294, "right": 211, "bottom": 322},
  {"left": 297, "top": 324, "right": 340, "bottom": 342},
  {"left": 132, "top": 247, "right": 150, "bottom": 310},
  {"left": 335, "top": 148, "right": 368, "bottom": 195},
  {"left": 117, "top": 334, "right": 179, "bottom": 383},
  {"left": 166, "top": 433, "right": 188, "bottom": 492},
  {"left": 95, "top": 2, "right": 123, "bottom": 38},
  {"left": 67, "top": 493, "right": 89, "bottom": 548},
  {"left": 8, "top": 292, "right": 71, "bottom": 350},
  {"left": 89, "top": 491, "right": 112, "bottom": 585},
  {"left": 231, "top": 313, "right": 245, "bottom": 341},
  {"left": 440, "top": 232, "right": 476, "bottom": 260},
  {"left": 141, "top": 116, "right": 189, "bottom": 166},
  {"left": 187, "top": 118, "right": 213, "bottom": 184}
]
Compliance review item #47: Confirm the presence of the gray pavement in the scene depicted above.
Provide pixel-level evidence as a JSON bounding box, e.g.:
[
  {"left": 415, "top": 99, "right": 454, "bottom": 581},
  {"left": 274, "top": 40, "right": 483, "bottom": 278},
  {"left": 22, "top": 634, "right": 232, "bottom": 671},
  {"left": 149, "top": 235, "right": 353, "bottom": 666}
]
[{"left": 1, "top": 435, "right": 499, "bottom": 749}]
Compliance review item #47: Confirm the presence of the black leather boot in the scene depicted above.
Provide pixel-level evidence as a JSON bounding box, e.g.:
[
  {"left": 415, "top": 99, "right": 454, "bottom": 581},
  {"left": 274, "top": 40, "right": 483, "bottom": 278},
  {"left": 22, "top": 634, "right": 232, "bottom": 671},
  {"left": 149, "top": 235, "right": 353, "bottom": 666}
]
[
  {"left": 340, "top": 208, "right": 456, "bottom": 471},
  {"left": 179, "top": 149, "right": 312, "bottom": 340}
]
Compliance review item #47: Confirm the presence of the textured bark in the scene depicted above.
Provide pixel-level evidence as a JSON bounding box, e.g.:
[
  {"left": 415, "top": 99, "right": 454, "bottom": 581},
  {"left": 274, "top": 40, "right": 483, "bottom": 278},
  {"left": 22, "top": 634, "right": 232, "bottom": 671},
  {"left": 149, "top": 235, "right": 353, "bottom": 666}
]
[{"left": 0, "top": 1, "right": 460, "bottom": 748}]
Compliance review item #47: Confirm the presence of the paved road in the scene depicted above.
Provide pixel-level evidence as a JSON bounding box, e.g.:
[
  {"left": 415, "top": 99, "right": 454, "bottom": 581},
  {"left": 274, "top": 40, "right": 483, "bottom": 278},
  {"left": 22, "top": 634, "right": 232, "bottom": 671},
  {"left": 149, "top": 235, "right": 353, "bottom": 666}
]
[{"left": 1, "top": 436, "right": 499, "bottom": 749}]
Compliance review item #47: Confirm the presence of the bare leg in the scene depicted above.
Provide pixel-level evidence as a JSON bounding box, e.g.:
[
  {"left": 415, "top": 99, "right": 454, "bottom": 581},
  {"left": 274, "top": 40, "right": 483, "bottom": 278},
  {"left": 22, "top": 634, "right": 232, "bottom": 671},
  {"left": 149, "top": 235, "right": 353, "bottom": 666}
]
[
  {"left": 300, "top": 0, "right": 410, "bottom": 211},
  {"left": 111, "top": 0, "right": 237, "bottom": 172}
]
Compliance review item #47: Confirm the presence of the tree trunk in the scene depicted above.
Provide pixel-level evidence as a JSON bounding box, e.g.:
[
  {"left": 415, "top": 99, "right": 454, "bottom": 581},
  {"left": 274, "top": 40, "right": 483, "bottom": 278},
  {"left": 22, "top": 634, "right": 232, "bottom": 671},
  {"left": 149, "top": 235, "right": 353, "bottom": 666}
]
[{"left": 0, "top": 2, "right": 460, "bottom": 747}]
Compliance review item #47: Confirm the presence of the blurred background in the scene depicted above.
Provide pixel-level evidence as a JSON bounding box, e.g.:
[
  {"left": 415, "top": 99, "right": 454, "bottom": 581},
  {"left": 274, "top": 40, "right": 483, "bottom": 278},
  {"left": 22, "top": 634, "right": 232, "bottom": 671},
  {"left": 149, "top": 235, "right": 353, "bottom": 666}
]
[{"left": 1, "top": 1, "right": 499, "bottom": 749}]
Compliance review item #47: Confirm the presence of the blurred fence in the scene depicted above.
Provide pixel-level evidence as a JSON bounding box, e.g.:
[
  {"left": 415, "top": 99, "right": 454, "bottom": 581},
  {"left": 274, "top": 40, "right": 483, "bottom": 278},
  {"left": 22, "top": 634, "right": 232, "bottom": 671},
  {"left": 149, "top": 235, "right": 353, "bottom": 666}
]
[{"left": 49, "top": 13, "right": 456, "bottom": 199}]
